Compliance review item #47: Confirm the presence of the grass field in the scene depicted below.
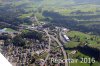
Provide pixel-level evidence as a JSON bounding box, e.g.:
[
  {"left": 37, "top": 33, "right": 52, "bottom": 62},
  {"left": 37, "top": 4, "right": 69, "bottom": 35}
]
[
  {"left": 66, "top": 49, "right": 100, "bottom": 66},
  {"left": 4, "top": 28, "right": 16, "bottom": 32},
  {"left": 67, "top": 31, "right": 100, "bottom": 47},
  {"left": 19, "top": 13, "right": 33, "bottom": 19},
  {"left": 65, "top": 31, "right": 100, "bottom": 66}
]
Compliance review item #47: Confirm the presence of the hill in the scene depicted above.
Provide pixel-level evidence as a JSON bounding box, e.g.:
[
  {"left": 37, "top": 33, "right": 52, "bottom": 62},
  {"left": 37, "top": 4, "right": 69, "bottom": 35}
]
[{"left": 0, "top": 0, "right": 100, "bottom": 35}]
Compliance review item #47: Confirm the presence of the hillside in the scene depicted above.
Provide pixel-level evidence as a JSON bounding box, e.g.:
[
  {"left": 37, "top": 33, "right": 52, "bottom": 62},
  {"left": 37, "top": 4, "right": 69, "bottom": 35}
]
[
  {"left": 0, "top": 0, "right": 100, "bottom": 35},
  {"left": 1, "top": 0, "right": 100, "bottom": 6}
]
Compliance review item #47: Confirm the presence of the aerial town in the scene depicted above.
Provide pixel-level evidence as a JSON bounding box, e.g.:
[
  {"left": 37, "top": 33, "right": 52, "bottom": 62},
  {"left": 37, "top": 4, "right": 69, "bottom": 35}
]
[
  {"left": 0, "top": 16, "right": 70, "bottom": 66},
  {"left": 0, "top": 0, "right": 100, "bottom": 66}
]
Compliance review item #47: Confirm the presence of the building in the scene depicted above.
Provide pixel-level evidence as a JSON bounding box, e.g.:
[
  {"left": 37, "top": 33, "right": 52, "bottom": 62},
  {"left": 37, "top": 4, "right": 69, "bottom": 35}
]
[
  {"left": 0, "top": 40, "right": 4, "bottom": 45},
  {"left": 63, "top": 34, "right": 70, "bottom": 41},
  {"left": 62, "top": 28, "right": 69, "bottom": 32}
]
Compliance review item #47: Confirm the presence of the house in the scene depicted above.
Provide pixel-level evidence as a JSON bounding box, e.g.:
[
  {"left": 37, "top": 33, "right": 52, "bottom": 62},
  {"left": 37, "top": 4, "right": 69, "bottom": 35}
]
[
  {"left": 62, "top": 28, "right": 69, "bottom": 32},
  {"left": 70, "top": 50, "right": 77, "bottom": 55},
  {"left": 0, "top": 40, "right": 4, "bottom": 45}
]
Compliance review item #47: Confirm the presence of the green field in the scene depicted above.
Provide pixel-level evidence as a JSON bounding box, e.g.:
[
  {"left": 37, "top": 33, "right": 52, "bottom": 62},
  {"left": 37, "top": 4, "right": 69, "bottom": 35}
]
[
  {"left": 66, "top": 31, "right": 100, "bottom": 48},
  {"left": 69, "top": 52, "right": 100, "bottom": 66},
  {"left": 4, "top": 28, "right": 16, "bottom": 32},
  {"left": 65, "top": 31, "right": 100, "bottom": 66}
]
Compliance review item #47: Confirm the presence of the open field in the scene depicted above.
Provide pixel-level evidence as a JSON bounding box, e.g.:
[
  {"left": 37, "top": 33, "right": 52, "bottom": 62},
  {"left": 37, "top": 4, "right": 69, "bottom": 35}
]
[{"left": 66, "top": 31, "right": 100, "bottom": 49}]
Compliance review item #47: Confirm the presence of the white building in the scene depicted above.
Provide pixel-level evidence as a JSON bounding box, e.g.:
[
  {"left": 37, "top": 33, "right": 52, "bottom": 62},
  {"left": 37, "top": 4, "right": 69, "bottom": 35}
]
[
  {"left": 63, "top": 35, "right": 70, "bottom": 41},
  {"left": 0, "top": 40, "right": 4, "bottom": 45}
]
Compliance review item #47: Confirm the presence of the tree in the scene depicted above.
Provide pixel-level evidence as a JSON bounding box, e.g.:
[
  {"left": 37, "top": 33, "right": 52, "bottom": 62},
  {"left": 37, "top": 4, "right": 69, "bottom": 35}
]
[
  {"left": 0, "top": 35, "right": 11, "bottom": 40},
  {"left": 12, "top": 35, "right": 25, "bottom": 47},
  {"left": 21, "top": 31, "right": 42, "bottom": 41}
]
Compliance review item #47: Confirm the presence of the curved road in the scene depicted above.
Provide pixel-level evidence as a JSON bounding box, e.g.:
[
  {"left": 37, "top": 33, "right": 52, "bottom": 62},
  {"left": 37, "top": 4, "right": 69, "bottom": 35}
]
[
  {"left": 43, "top": 29, "right": 68, "bottom": 66},
  {"left": 41, "top": 29, "right": 51, "bottom": 66},
  {"left": 50, "top": 35, "right": 68, "bottom": 66}
]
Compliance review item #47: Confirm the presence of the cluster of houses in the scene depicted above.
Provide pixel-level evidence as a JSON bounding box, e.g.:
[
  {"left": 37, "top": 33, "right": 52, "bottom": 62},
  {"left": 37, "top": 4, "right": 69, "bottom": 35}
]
[
  {"left": 0, "top": 17, "right": 70, "bottom": 66},
  {"left": 1, "top": 40, "right": 50, "bottom": 66},
  {"left": 0, "top": 17, "right": 48, "bottom": 66},
  {"left": 0, "top": 28, "right": 20, "bottom": 48},
  {"left": 0, "top": 29, "right": 51, "bottom": 66}
]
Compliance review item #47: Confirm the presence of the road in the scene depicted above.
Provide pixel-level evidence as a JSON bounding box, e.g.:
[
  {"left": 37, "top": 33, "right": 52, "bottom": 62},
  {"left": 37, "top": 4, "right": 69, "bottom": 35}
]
[
  {"left": 43, "top": 29, "right": 68, "bottom": 66},
  {"left": 41, "top": 29, "right": 51, "bottom": 66},
  {"left": 59, "top": 31, "right": 67, "bottom": 43},
  {"left": 50, "top": 35, "right": 68, "bottom": 66}
]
